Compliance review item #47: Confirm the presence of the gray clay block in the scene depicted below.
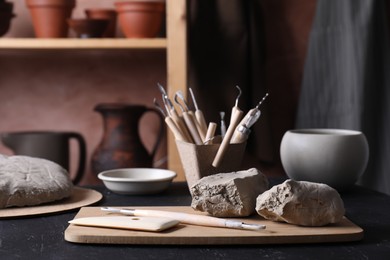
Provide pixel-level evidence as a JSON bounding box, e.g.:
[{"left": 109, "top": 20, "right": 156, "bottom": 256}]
[
  {"left": 255, "top": 179, "right": 345, "bottom": 226},
  {"left": 191, "top": 168, "right": 269, "bottom": 217}
]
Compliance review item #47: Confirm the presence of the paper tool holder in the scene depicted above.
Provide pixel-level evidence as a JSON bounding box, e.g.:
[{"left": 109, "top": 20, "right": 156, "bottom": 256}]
[{"left": 176, "top": 140, "right": 246, "bottom": 190}]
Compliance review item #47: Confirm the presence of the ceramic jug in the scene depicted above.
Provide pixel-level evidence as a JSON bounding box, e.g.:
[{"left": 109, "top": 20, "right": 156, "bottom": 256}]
[
  {"left": 1, "top": 131, "right": 86, "bottom": 184},
  {"left": 91, "top": 103, "right": 164, "bottom": 175}
]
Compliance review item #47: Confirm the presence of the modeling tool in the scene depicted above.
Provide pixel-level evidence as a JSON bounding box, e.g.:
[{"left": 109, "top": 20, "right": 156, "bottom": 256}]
[
  {"left": 174, "top": 91, "right": 203, "bottom": 144},
  {"left": 189, "top": 88, "right": 208, "bottom": 135},
  {"left": 154, "top": 98, "right": 187, "bottom": 142},
  {"left": 101, "top": 207, "right": 266, "bottom": 231},
  {"left": 231, "top": 93, "right": 269, "bottom": 143},
  {"left": 220, "top": 111, "right": 227, "bottom": 138}
]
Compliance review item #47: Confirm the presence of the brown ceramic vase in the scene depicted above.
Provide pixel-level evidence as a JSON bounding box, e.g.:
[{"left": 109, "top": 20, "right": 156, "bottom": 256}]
[
  {"left": 85, "top": 8, "right": 117, "bottom": 38},
  {"left": 25, "top": 0, "right": 76, "bottom": 38},
  {"left": 114, "top": 1, "right": 165, "bottom": 38},
  {"left": 91, "top": 103, "right": 164, "bottom": 176}
]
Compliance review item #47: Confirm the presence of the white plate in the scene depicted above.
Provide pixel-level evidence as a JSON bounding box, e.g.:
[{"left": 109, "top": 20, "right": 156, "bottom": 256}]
[{"left": 98, "top": 168, "right": 177, "bottom": 195}]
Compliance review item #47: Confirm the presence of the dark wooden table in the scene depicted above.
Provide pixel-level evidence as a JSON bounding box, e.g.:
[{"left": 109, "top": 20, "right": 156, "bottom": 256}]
[{"left": 1, "top": 179, "right": 390, "bottom": 260}]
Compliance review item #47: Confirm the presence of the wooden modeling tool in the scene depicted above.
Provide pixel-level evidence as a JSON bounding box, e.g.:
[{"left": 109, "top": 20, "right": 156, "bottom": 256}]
[
  {"left": 101, "top": 207, "right": 266, "bottom": 231},
  {"left": 69, "top": 216, "right": 179, "bottom": 232},
  {"left": 176, "top": 90, "right": 206, "bottom": 142},
  {"left": 212, "top": 108, "right": 244, "bottom": 167},
  {"left": 158, "top": 83, "right": 193, "bottom": 142},
  {"left": 231, "top": 93, "right": 269, "bottom": 143},
  {"left": 230, "top": 85, "right": 243, "bottom": 125},
  {"left": 189, "top": 88, "right": 208, "bottom": 136},
  {"left": 154, "top": 99, "right": 187, "bottom": 142},
  {"left": 174, "top": 91, "right": 203, "bottom": 145},
  {"left": 204, "top": 122, "right": 217, "bottom": 144}
]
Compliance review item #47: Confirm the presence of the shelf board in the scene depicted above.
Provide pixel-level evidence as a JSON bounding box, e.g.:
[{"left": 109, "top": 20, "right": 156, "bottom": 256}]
[{"left": 0, "top": 38, "right": 167, "bottom": 49}]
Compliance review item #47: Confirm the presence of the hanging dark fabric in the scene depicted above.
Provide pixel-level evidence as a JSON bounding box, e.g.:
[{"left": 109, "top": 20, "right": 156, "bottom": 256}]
[{"left": 296, "top": 0, "right": 390, "bottom": 194}]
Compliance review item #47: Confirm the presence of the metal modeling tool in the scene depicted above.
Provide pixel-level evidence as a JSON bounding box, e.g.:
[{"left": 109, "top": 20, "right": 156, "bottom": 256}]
[
  {"left": 230, "top": 85, "right": 243, "bottom": 125},
  {"left": 231, "top": 93, "right": 269, "bottom": 143},
  {"left": 220, "top": 111, "right": 226, "bottom": 138},
  {"left": 176, "top": 90, "right": 206, "bottom": 142},
  {"left": 212, "top": 86, "right": 244, "bottom": 167},
  {"left": 157, "top": 83, "right": 177, "bottom": 117},
  {"left": 174, "top": 91, "right": 203, "bottom": 145},
  {"left": 101, "top": 207, "right": 266, "bottom": 231},
  {"left": 189, "top": 88, "right": 208, "bottom": 136},
  {"left": 158, "top": 83, "right": 193, "bottom": 142},
  {"left": 154, "top": 98, "right": 187, "bottom": 142}
]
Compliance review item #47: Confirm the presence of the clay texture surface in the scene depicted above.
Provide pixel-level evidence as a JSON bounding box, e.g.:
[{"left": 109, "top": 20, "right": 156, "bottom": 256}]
[
  {"left": 256, "top": 179, "right": 345, "bottom": 226},
  {"left": 0, "top": 155, "right": 73, "bottom": 208},
  {"left": 191, "top": 168, "right": 269, "bottom": 217}
]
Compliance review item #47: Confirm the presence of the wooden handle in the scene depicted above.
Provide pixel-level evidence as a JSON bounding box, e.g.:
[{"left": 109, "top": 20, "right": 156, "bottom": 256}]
[
  {"left": 183, "top": 112, "right": 203, "bottom": 145},
  {"left": 212, "top": 109, "right": 244, "bottom": 167},
  {"left": 170, "top": 113, "right": 193, "bottom": 143},
  {"left": 165, "top": 117, "right": 187, "bottom": 142},
  {"left": 195, "top": 110, "right": 208, "bottom": 136},
  {"left": 69, "top": 216, "right": 179, "bottom": 232},
  {"left": 205, "top": 122, "right": 217, "bottom": 144},
  {"left": 189, "top": 111, "right": 206, "bottom": 142},
  {"left": 230, "top": 106, "right": 241, "bottom": 125},
  {"left": 134, "top": 209, "right": 227, "bottom": 227},
  {"left": 230, "top": 129, "right": 248, "bottom": 143}
]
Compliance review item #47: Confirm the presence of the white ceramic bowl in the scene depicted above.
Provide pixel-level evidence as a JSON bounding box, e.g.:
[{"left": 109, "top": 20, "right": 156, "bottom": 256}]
[
  {"left": 280, "top": 129, "right": 369, "bottom": 190},
  {"left": 98, "top": 168, "right": 177, "bottom": 195}
]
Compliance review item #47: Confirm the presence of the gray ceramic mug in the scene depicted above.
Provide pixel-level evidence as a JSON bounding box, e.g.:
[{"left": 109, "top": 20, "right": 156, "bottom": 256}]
[{"left": 1, "top": 131, "right": 86, "bottom": 185}]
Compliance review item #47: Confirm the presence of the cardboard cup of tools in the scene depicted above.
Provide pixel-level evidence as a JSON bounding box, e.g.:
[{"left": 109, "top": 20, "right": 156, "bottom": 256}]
[{"left": 176, "top": 139, "right": 246, "bottom": 190}]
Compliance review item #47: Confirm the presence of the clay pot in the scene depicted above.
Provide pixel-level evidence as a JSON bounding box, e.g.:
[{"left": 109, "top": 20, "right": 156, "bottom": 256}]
[
  {"left": 25, "top": 0, "right": 76, "bottom": 38},
  {"left": 0, "top": 1, "right": 15, "bottom": 37},
  {"left": 114, "top": 1, "right": 165, "bottom": 38},
  {"left": 0, "top": 0, "right": 13, "bottom": 13},
  {"left": 85, "top": 8, "right": 117, "bottom": 38},
  {"left": 68, "top": 18, "right": 109, "bottom": 38},
  {"left": 0, "top": 12, "right": 14, "bottom": 37}
]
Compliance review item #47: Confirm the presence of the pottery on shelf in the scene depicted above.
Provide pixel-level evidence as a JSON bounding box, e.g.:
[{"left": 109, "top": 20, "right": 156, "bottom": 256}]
[
  {"left": 25, "top": 0, "right": 76, "bottom": 38},
  {"left": 0, "top": 0, "right": 15, "bottom": 37},
  {"left": 67, "top": 18, "right": 109, "bottom": 38},
  {"left": 91, "top": 103, "right": 164, "bottom": 176},
  {"left": 0, "top": 0, "right": 13, "bottom": 13},
  {"left": 114, "top": 0, "right": 165, "bottom": 38},
  {"left": 85, "top": 8, "right": 117, "bottom": 38}
]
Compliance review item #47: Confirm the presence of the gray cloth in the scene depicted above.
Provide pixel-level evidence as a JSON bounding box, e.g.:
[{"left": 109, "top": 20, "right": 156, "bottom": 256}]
[{"left": 296, "top": 0, "right": 390, "bottom": 194}]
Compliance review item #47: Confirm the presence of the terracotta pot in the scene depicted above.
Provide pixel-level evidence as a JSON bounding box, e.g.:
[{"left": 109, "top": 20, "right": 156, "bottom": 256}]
[
  {"left": 85, "top": 8, "right": 117, "bottom": 38},
  {"left": 25, "top": 0, "right": 76, "bottom": 38},
  {"left": 68, "top": 18, "right": 109, "bottom": 38},
  {"left": 114, "top": 1, "right": 165, "bottom": 38}
]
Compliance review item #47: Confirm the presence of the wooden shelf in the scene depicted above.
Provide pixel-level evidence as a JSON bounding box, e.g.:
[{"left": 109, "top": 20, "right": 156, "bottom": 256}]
[{"left": 0, "top": 38, "right": 167, "bottom": 49}]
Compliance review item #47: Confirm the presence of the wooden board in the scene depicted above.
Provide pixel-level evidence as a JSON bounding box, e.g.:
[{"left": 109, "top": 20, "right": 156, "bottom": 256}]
[
  {"left": 0, "top": 187, "right": 102, "bottom": 218},
  {"left": 64, "top": 206, "right": 363, "bottom": 245}
]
